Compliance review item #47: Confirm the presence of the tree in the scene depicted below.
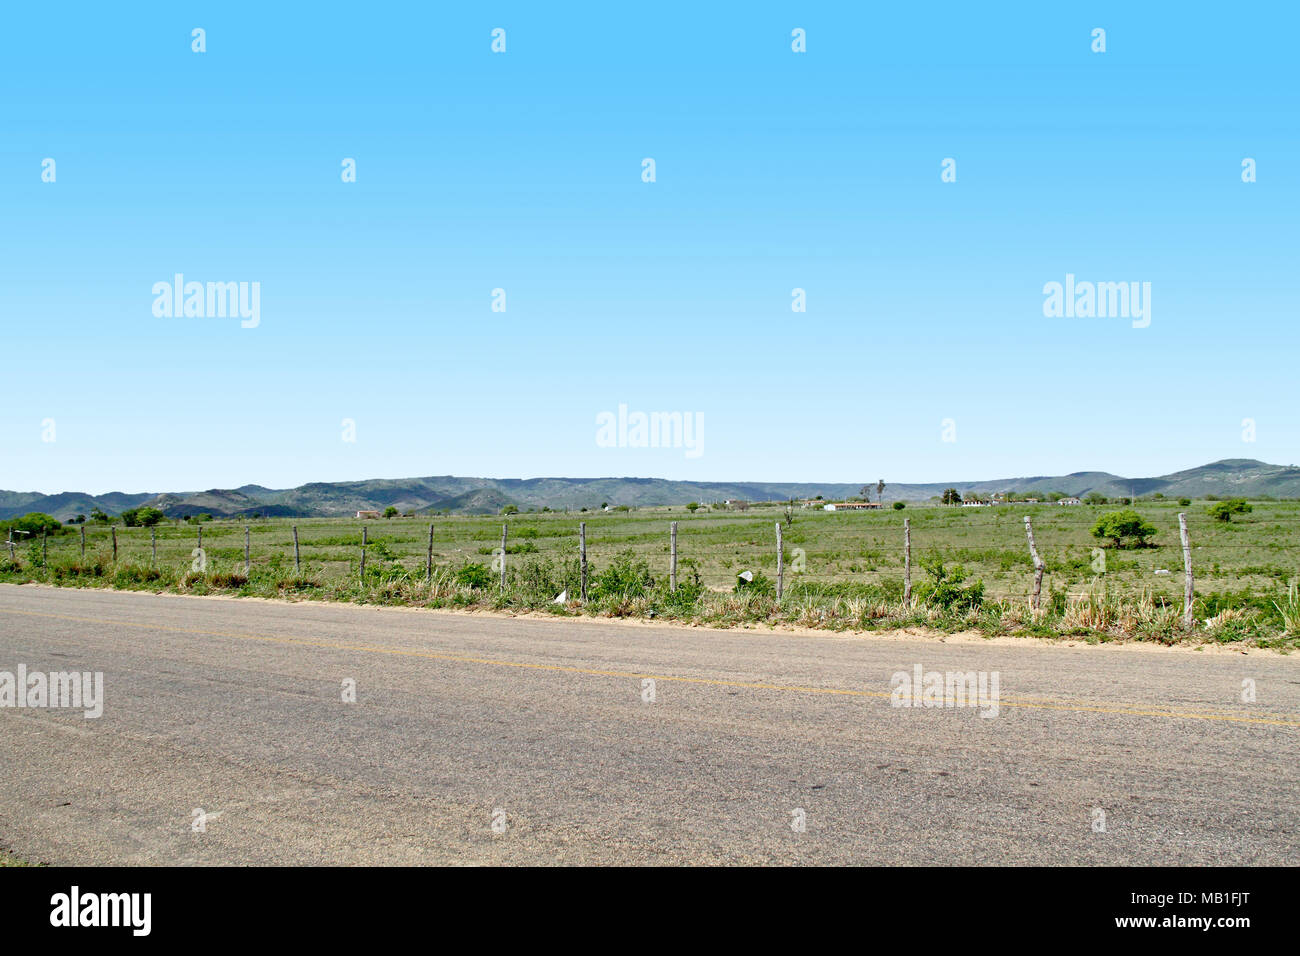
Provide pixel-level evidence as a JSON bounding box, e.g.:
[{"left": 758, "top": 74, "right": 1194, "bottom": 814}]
[
  {"left": 1177, "top": 498, "right": 1191, "bottom": 507},
  {"left": 940, "top": 488, "right": 961, "bottom": 506},
  {"left": 893, "top": 501, "right": 905, "bottom": 511},
  {"left": 3, "top": 513, "right": 61, "bottom": 538},
  {"left": 501, "top": 505, "right": 519, "bottom": 515},
  {"left": 135, "top": 507, "right": 165, "bottom": 527},
  {"left": 876, "top": 479, "right": 886, "bottom": 504},
  {"left": 1084, "top": 492, "right": 1109, "bottom": 505},
  {"left": 686, "top": 502, "right": 700, "bottom": 512},
  {"left": 1091, "top": 509, "right": 1157, "bottom": 548},
  {"left": 1207, "top": 499, "right": 1251, "bottom": 523},
  {"left": 89, "top": 508, "right": 111, "bottom": 524},
  {"left": 383, "top": 506, "right": 399, "bottom": 518}
]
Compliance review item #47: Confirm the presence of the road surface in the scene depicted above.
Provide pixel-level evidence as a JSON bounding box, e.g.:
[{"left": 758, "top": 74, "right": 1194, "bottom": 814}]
[{"left": 1, "top": 584, "right": 1296, "bottom": 865}]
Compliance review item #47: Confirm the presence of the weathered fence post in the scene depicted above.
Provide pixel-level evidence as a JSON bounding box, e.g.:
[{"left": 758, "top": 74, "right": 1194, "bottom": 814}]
[
  {"left": 360, "top": 525, "right": 367, "bottom": 578},
  {"left": 1179, "top": 513, "right": 1193, "bottom": 630},
  {"left": 903, "top": 517, "right": 912, "bottom": 605},
  {"left": 151, "top": 526, "right": 157, "bottom": 564},
  {"left": 579, "top": 522, "right": 588, "bottom": 601},
  {"left": 80, "top": 525, "right": 85, "bottom": 560},
  {"left": 499, "top": 523, "right": 508, "bottom": 589},
  {"left": 111, "top": 526, "right": 118, "bottom": 562},
  {"left": 292, "top": 526, "right": 300, "bottom": 572},
  {"left": 775, "top": 521, "right": 784, "bottom": 600},
  {"left": 670, "top": 521, "right": 678, "bottom": 593},
  {"left": 1024, "top": 516, "right": 1044, "bottom": 610},
  {"left": 426, "top": 523, "right": 434, "bottom": 585},
  {"left": 244, "top": 525, "right": 250, "bottom": 573},
  {"left": 197, "top": 525, "right": 202, "bottom": 553}
]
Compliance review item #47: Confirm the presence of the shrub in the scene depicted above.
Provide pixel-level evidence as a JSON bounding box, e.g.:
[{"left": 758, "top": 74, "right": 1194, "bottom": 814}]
[
  {"left": 591, "top": 549, "right": 655, "bottom": 599},
  {"left": 1208, "top": 499, "right": 1251, "bottom": 523},
  {"left": 1091, "top": 510, "right": 1157, "bottom": 548},
  {"left": 1, "top": 513, "right": 62, "bottom": 538},
  {"left": 892, "top": 501, "right": 905, "bottom": 510},
  {"left": 913, "top": 559, "right": 984, "bottom": 611},
  {"left": 1178, "top": 498, "right": 1191, "bottom": 507},
  {"left": 454, "top": 561, "right": 494, "bottom": 589},
  {"left": 734, "top": 571, "right": 775, "bottom": 596}
]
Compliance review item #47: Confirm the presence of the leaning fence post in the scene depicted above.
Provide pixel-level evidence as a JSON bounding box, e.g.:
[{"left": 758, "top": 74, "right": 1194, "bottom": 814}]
[
  {"left": 293, "top": 526, "right": 300, "bottom": 572},
  {"left": 111, "top": 526, "right": 118, "bottom": 562},
  {"left": 579, "top": 522, "right": 588, "bottom": 601},
  {"left": 670, "top": 521, "right": 678, "bottom": 593},
  {"left": 426, "top": 523, "right": 434, "bottom": 585},
  {"left": 1024, "top": 516, "right": 1044, "bottom": 610},
  {"left": 903, "top": 517, "right": 912, "bottom": 605},
  {"left": 1179, "top": 513, "right": 1194, "bottom": 630},
  {"left": 360, "top": 526, "right": 367, "bottom": 579},
  {"left": 499, "top": 523, "right": 508, "bottom": 589},
  {"left": 244, "top": 525, "right": 250, "bottom": 573},
  {"left": 775, "top": 522, "right": 784, "bottom": 600}
]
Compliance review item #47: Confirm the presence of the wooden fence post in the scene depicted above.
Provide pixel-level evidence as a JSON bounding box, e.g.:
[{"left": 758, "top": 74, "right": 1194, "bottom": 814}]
[
  {"left": 670, "top": 521, "right": 678, "bottom": 593},
  {"left": 111, "top": 526, "right": 117, "bottom": 562},
  {"left": 499, "top": 523, "right": 508, "bottom": 589},
  {"left": 579, "top": 522, "right": 588, "bottom": 601},
  {"left": 360, "top": 526, "right": 367, "bottom": 578},
  {"left": 426, "top": 523, "right": 434, "bottom": 585},
  {"left": 1179, "top": 513, "right": 1194, "bottom": 630},
  {"left": 903, "top": 517, "right": 912, "bottom": 605},
  {"left": 293, "top": 526, "right": 300, "bottom": 572},
  {"left": 775, "top": 522, "right": 784, "bottom": 600},
  {"left": 197, "top": 525, "right": 202, "bottom": 553},
  {"left": 1024, "top": 516, "right": 1044, "bottom": 610},
  {"left": 244, "top": 525, "right": 250, "bottom": 573}
]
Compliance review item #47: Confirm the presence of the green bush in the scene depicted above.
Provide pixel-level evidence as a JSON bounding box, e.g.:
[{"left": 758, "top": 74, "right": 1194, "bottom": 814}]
[
  {"left": 913, "top": 559, "right": 984, "bottom": 611},
  {"left": 454, "top": 561, "right": 494, "bottom": 589},
  {"left": 1208, "top": 499, "right": 1251, "bottom": 523},
  {"left": 1091, "top": 509, "right": 1157, "bottom": 548},
  {"left": 734, "top": 571, "right": 775, "bottom": 596},
  {"left": 591, "top": 549, "right": 655, "bottom": 599},
  {"left": 1, "top": 513, "right": 62, "bottom": 538}
]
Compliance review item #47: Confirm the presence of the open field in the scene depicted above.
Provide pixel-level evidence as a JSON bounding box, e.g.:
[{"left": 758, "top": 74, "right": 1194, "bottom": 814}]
[{"left": 3, "top": 500, "right": 1298, "bottom": 646}]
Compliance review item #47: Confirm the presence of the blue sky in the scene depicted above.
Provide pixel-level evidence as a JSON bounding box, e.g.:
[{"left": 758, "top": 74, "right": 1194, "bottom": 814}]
[{"left": 2, "top": 2, "right": 1296, "bottom": 494}]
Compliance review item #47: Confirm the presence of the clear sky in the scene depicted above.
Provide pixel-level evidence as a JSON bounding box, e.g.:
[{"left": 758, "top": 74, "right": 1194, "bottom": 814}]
[{"left": 2, "top": 2, "right": 1295, "bottom": 494}]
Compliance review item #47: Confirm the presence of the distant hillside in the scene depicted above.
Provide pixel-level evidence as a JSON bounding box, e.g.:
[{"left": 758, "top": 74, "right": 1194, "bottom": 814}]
[{"left": 3, "top": 460, "right": 1297, "bottom": 520}]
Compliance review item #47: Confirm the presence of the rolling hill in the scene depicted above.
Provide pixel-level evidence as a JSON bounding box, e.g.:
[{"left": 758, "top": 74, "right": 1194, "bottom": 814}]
[{"left": 3, "top": 459, "right": 1297, "bottom": 521}]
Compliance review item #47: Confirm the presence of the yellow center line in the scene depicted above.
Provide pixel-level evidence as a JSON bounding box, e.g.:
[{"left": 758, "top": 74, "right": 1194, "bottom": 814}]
[{"left": 3, "top": 606, "right": 1298, "bottom": 728}]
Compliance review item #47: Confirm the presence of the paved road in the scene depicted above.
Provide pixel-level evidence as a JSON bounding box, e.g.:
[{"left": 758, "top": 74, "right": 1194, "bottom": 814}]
[{"left": 0, "top": 583, "right": 1296, "bottom": 865}]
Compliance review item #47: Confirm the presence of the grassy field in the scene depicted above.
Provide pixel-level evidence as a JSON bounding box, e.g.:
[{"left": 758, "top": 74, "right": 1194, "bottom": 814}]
[{"left": 4, "top": 500, "right": 1298, "bottom": 646}]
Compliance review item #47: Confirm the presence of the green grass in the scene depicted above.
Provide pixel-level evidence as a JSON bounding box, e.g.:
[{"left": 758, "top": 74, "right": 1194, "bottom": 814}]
[
  {"left": 0, "top": 847, "right": 34, "bottom": 867},
  {"left": 4, "top": 499, "right": 1298, "bottom": 647}
]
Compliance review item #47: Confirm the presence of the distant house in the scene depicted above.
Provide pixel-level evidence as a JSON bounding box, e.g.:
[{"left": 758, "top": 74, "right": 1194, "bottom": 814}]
[
  {"left": 823, "top": 501, "right": 882, "bottom": 511},
  {"left": 1058, "top": 497, "right": 1082, "bottom": 506},
  {"left": 961, "top": 499, "right": 989, "bottom": 508},
  {"left": 356, "top": 510, "right": 381, "bottom": 519}
]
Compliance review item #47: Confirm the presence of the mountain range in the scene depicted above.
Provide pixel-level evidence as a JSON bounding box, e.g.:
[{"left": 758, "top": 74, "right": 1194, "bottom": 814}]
[{"left": 2, "top": 459, "right": 1297, "bottom": 521}]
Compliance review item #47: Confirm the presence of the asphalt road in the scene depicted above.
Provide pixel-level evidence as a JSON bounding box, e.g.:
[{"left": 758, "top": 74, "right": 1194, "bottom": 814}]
[{"left": 1, "top": 583, "right": 1296, "bottom": 865}]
